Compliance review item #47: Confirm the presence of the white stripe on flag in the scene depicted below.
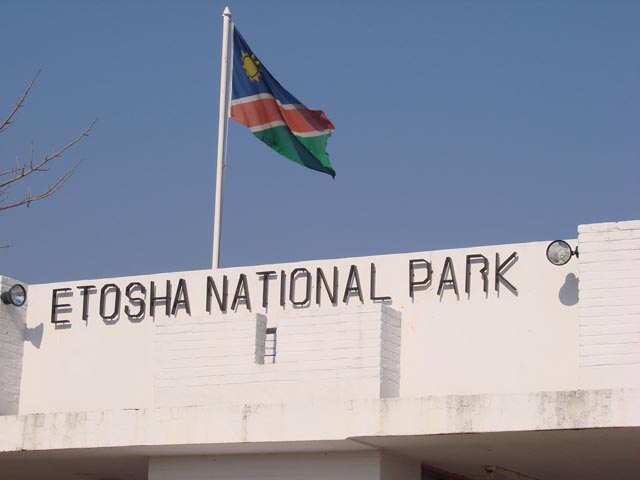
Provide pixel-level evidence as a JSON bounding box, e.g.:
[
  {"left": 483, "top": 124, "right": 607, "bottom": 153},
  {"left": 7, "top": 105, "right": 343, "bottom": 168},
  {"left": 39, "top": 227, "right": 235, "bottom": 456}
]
[
  {"left": 249, "top": 120, "right": 286, "bottom": 132},
  {"left": 249, "top": 121, "right": 332, "bottom": 137},
  {"left": 231, "top": 93, "right": 305, "bottom": 110}
]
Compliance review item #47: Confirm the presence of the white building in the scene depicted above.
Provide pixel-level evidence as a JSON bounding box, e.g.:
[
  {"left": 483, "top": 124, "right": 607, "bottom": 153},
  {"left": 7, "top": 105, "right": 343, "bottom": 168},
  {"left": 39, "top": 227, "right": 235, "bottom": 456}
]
[{"left": 1, "top": 219, "right": 639, "bottom": 480}]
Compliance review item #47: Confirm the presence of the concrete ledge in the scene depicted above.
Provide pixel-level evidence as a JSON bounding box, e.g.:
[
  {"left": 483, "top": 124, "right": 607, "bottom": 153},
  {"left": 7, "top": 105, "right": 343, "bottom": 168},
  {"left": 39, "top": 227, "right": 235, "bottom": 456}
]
[{"left": 1, "top": 388, "right": 639, "bottom": 453}]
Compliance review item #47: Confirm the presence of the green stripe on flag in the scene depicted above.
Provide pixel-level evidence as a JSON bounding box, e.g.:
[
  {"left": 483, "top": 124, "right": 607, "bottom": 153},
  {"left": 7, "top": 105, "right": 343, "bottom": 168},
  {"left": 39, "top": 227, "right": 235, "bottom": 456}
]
[{"left": 253, "top": 125, "right": 335, "bottom": 178}]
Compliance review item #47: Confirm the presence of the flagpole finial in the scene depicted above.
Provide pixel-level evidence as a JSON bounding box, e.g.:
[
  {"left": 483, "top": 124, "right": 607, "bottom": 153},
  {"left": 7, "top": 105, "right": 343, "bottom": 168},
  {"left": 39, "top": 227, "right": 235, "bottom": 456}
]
[{"left": 223, "top": 6, "right": 232, "bottom": 17}]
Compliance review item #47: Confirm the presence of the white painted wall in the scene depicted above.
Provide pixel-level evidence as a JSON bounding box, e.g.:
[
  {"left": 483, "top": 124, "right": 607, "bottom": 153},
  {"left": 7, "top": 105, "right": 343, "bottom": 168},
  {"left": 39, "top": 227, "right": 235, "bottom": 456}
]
[
  {"left": 379, "top": 306, "right": 401, "bottom": 398},
  {"left": 17, "top": 238, "right": 580, "bottom": 414},
  {"left": 396, "top": 241, "right": 579, "bottom": 397},
  {"left": 19, "top": 279, "right": 156, "bottom": 414},
  {"left": 149, "top": 452, "right": 419, "bottom": 480},
  {"left": 578, "top": 220, "right": 640, "bottom": 389}
]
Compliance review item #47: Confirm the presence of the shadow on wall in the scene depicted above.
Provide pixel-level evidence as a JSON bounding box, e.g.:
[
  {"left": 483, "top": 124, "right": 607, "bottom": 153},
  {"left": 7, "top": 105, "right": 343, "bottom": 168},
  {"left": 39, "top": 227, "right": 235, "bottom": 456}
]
[
  {"left": 3, "top": 301, "right": 43, "bottom": 348},
  {"left": 559, "top": 273, "right": 579, "bottom": 306},
  {"left": 24, "top": 323, "right": 44, "bottom": 349}
]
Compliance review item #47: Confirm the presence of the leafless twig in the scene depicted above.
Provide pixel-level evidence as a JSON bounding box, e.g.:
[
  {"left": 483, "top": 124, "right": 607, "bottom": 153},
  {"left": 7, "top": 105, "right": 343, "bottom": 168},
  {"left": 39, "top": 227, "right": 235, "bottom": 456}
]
[
  {"left": 0, "top": 120, "right": 95, "bottom": 192},
  {"left": 0, "top": 72, "right": 96, "bottom": 213},
  {"left": 0, "top": 70, "right": 41, "bottom": 134}
]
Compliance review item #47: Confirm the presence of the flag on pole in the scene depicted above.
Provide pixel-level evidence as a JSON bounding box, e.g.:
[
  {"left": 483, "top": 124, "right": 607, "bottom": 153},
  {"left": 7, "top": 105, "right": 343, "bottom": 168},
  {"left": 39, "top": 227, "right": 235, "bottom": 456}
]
[{"left": 229, "top": 28, "right": 336, "bottom": 178}]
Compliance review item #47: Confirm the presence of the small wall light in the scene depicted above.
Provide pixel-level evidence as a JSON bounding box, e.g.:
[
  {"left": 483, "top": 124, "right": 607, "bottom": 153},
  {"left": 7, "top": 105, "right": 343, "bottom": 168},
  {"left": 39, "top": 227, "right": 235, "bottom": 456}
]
[
  {"left": 546, "top": 240, "right": 579, "bottom": 266},
  {"left": 1, "top": 284, "right": 27, "bottom": 307}
]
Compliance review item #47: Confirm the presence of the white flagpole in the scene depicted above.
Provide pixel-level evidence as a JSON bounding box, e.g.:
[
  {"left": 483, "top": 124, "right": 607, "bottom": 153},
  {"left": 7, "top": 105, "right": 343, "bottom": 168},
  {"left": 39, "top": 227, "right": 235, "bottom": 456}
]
[{"left": 212, "top": 6, "right": 232, "bottom": 269}]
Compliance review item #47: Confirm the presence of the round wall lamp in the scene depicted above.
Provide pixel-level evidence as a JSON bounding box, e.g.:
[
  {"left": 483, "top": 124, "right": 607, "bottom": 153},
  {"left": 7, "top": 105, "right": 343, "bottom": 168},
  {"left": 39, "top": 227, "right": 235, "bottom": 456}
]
[
  {"left": 1, "top": 284, "right": 27, "bottom": 307},
  {"left": 546, "top": 240, "right": 579, "bottom": 266}
]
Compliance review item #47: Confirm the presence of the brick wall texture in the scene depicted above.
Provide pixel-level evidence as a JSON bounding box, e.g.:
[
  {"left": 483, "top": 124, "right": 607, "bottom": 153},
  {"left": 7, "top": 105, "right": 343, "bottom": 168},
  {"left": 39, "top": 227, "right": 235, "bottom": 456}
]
[
  {"left": 578, "top": 220, "right": 640, "bottom": 368},
  {"left": 154, "top": 304, "right": 401, "bottom": 407},
  {"left": 0, "top": 276, "right": 26, "bottom": 414}
]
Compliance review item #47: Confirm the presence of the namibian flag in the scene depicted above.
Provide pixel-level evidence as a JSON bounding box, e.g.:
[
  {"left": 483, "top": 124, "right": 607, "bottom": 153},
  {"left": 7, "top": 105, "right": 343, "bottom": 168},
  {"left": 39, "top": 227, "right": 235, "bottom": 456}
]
[{"left": 229, "top": 28, "right": 336, "bottom": 178}]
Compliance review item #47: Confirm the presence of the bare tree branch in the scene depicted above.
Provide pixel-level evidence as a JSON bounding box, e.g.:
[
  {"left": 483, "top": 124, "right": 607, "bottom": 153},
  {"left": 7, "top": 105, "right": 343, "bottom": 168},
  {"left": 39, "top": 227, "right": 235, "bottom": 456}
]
[
  {"left": 0, "top": 70, "right": 41, "bottom": 134},
  {"left": 0, "top": 119, "right": 95, "bottom": 191},
  {"left": 0, "top": 160, "right": 82, "bottom": 211},
  {"left": 0, "top": 72, "right": 96, "bottom": 217}
]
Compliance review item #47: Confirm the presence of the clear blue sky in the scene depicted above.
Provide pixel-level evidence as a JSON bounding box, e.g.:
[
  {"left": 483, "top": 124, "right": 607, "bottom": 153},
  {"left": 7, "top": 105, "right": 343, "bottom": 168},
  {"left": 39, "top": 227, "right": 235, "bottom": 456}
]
[{"left": 1, "top": 1, "right": 638, "bottom": 284}]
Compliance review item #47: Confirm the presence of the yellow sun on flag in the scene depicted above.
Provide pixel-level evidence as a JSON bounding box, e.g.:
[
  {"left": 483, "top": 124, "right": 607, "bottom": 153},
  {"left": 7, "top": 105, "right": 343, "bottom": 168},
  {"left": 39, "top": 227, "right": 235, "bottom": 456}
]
[{"left": 241, "top": 51, "right": 262, "bottom": 82}]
